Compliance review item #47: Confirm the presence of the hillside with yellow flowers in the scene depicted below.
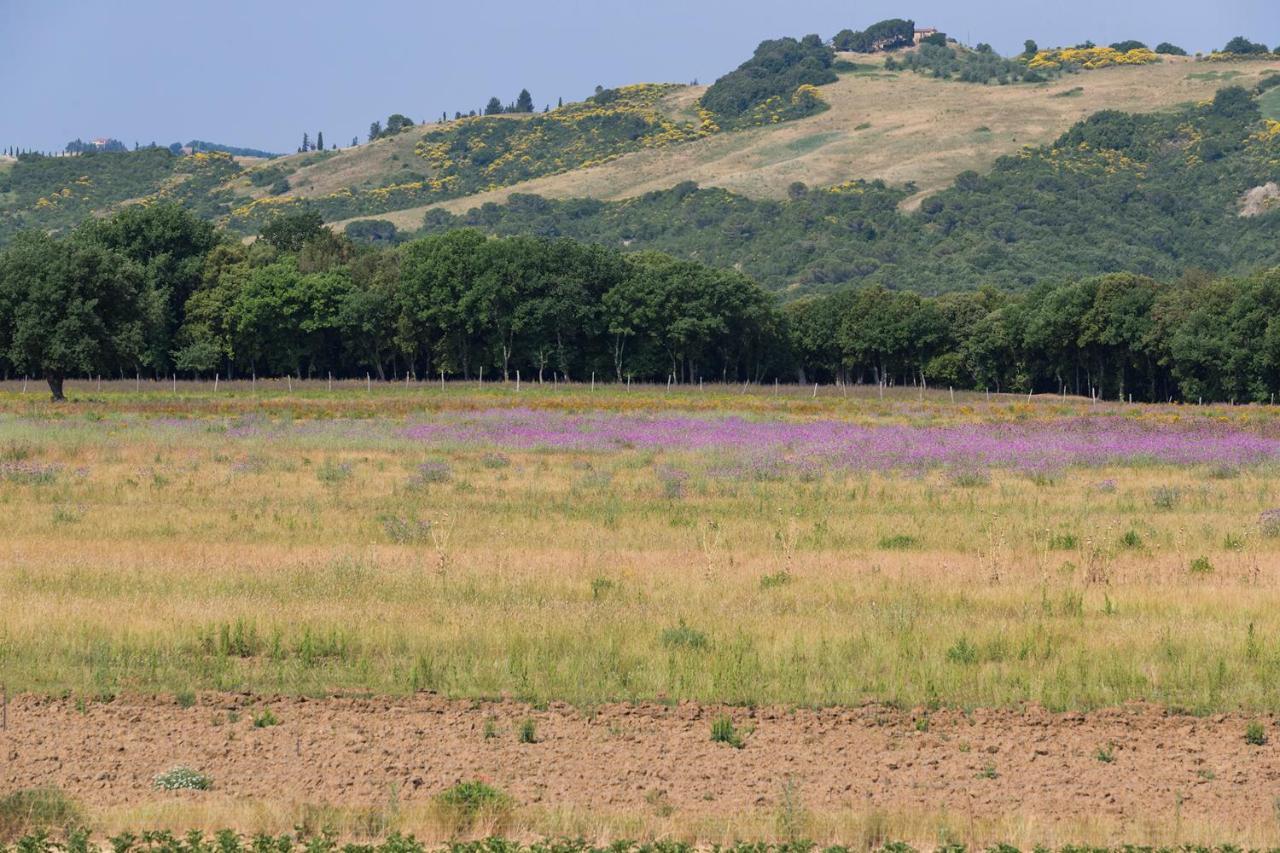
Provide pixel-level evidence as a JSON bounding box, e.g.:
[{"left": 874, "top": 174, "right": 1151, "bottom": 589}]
[
  {"left": 1, "top": 36, "right": 1277, "bottom": 245},
  {"left": 324, "top": 50, "right": 1279, "bottom": 231}
]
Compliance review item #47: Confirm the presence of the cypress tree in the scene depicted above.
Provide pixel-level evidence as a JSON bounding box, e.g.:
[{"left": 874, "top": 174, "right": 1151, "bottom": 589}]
[{"left": 316, "top": 131, "right": 324, "bottom": 151}]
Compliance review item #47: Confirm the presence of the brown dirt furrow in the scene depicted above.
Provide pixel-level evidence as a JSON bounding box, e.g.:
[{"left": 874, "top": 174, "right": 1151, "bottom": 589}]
[{"left": 1, "top": 694, "right": 1277, "bottom": 838}]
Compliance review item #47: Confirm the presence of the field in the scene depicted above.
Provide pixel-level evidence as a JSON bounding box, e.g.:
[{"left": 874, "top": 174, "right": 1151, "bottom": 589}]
[
  {"left": 330, "top": 54, "right": 1280, "bottom": 230},
  {"left": 4, "top": 381, "right": 1280, "bottom": 846}
]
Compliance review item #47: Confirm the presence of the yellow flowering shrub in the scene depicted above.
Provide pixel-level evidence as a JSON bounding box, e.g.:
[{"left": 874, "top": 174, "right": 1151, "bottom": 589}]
[{"left": 1028, "top": 47, "right": 1160, "bottom": 71}]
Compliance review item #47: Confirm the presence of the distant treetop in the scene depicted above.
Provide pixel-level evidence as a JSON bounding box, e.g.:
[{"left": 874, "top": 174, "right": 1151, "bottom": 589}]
[
  {"left": 1222, "top": 36, "right": 1271, "bottom": 55},
  {"left": 832, "top": 19, "right": 915, "bottom": 53}
]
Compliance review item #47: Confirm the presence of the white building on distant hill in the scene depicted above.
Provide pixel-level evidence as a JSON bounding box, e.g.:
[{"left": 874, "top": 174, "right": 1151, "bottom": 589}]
[{"left": 913, "top": 27, "right": 939, "bottom": 44}]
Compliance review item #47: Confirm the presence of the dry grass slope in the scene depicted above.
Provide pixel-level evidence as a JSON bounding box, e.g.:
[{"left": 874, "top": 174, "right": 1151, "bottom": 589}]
[{"left": 329, "top": 54, "right": 1280, "bottom": 230}]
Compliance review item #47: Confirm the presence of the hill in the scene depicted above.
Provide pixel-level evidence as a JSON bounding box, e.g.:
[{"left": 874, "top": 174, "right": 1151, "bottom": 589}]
[
  {"left": 324, "top": 53, "right": 1279, "bottom": 230},
  {"left": 1, "top": 32, "right": 1277, "bottom": 295},
  {"left": 416, "top": 86, "right": 1280, "bottom": 294}
]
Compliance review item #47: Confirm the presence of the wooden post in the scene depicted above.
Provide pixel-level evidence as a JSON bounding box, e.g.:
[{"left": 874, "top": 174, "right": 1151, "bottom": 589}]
[
  {"left": 950, "top": 386, "right": 954, "bottom": 404},
  {"left": 440, "top": 370, "right": 445, "bottom": 390},
  {"left": 479, "top": 366, "right": 483, "bottom": 386},
  {"left": 328, "top": 372, "right": 332, "bottom": 392},
  {"left": 173, "top": 374, "right": 177, "bottom": 394},
  {"left": 516, "top": 370, "right": 521, "bottom": 392},
  {"left": 214, "top": 374, "right": 219, "bottom": 393},
  {"left": 367, "top": 373, "right": 371, "bottom": 392},
  {"left": 21, "top": 376, "right": 26, "bottom": 394},
  {"left": 287, "top": 375, "right": 292, "bottom": 393},
  {"left": 591, "top": 372, "right": 595, "bottom": 392},
  {"left": 813, "top": 383, "right": 818, "bottom": 399}
]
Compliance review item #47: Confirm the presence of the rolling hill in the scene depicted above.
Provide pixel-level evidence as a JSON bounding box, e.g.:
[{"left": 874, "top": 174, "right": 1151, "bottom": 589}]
[
  {"left": 1, "top": 34, "right": 1277, "bottom": 296},
  {"left": 329, "top": 53, "right": 1280, "bottom": 229}
]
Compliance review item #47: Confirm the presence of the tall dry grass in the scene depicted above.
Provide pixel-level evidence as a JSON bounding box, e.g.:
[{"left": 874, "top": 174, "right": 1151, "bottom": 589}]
[{"left": 1, "top": 382, "right": 1278, "bottom": 711}]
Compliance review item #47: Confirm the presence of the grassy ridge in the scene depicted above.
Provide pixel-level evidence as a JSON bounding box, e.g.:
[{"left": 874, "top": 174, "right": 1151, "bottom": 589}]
[{"left": 226, "top": 86, "right": 714, "bottom": 231}]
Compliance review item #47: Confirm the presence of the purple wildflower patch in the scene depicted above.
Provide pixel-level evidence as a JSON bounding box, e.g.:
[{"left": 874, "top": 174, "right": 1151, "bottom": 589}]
[{"left": 402, "top": 410, "right": 1280, "bottom": 475}]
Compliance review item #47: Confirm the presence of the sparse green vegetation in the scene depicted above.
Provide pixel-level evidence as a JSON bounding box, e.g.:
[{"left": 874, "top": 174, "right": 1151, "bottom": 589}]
[
  {"left": 1246, "top": 720, "right": 1269, "bottom": 745},
  {"left": 0, "top": 788, "right": 84, "bottom": 843},
  {"left": 153, "top": 768, "right": 212, "bottom": 791},
  {"left": 432, "top": 781, "right": 512, "bottom": 832},
  {"left": 711, "top": 715, "right": 744, "bottom": 748},
  {"left": 890, "top": 43, "right": 1050, "bottom": 84}
]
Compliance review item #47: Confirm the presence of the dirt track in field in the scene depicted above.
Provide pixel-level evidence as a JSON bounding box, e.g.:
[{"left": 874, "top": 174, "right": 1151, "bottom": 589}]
[{"left": 2, "top": 693, "right": 1278, "bottom": 838}]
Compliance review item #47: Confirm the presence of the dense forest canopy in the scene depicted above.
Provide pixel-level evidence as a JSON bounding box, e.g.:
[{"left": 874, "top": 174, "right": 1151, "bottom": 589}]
[{"left": 2, "top": 204, "right": 1280, "bottom": 406}]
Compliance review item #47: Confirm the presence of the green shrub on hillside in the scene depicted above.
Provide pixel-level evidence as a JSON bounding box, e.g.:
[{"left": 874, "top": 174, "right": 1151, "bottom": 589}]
[
  {"left": 890, "top": 42, "right": 1051, "bottom": 84},
  {"left": 700, "top": 35, "right": 836, "bottom": 128}
]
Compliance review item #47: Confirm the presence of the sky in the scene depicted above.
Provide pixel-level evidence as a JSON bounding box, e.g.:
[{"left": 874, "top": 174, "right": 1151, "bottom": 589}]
[{"left": 1, "top": 0, "right": 1276, "bottom": 155}]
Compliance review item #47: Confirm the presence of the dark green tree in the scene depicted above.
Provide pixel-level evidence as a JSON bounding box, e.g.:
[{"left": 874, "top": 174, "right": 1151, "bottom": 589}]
[
  {"left": 260, "top": 211, "right": 327, "bottom": 253},
  {"left": 1223, "top": 36, "right": 1269, "bottom": 54},
  {"left": 0, "top": 231, "right": 145, "bottom": 399}
]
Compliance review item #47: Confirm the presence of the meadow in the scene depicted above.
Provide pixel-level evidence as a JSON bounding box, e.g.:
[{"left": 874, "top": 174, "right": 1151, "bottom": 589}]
[{"left": 4, "top": 380, "right": 1280, "bottom": 712}]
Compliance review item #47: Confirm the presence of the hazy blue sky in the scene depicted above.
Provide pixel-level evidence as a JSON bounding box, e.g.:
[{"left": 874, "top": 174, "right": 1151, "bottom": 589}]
[{"left": 2, "top": 0, "right": 1276, "bottom": 154}]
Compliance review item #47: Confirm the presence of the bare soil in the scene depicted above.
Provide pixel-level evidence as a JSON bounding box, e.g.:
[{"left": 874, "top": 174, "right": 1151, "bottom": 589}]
[{"left": 2, "top": 694, "right": 1278, "bottom": 840}]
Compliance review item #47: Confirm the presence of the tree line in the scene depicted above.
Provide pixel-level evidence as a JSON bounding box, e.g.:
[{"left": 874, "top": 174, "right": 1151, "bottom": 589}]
[
  {"left": 0, "top": 207, "right": 779, "bottom": 399},
  {"left": 787, "top": 269, "right": 1280, "bottom": 404},
  {"left": 2, "top": 204, "right": 1280, "bottom": 404}
]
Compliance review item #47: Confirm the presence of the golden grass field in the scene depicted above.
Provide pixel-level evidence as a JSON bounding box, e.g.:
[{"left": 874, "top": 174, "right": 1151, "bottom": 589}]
[
  {"left": 324, "top": 55, "right": 1280, "bottom": 232},
  {"left": 3, "top": 381, "right": 1280, "bottom": 709},
  {"left": 5, "top": 381, "right": 1280, "bottom": 844}
]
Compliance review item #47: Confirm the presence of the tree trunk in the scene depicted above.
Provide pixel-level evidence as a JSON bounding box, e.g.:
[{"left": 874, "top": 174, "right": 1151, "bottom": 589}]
[{"left": 47, "top": 373, "right": 65, "bottom": 402}]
